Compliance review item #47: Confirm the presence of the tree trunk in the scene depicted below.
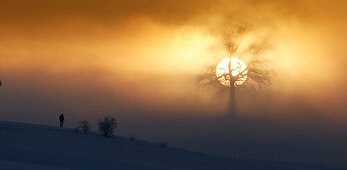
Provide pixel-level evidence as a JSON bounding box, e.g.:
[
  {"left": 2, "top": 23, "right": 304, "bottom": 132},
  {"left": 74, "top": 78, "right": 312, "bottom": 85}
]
[
  {"left": 229, "top": 81, "right": 236, "bottom": 117},
  {"left": 228, "top": 56, "right": 236, "bottom": 117}
]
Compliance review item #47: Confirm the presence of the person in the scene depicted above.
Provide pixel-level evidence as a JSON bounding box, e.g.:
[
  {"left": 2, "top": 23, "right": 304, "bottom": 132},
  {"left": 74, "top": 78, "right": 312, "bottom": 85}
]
[{"left": 59, "top": 113, "right": 65, "bottom": 127}]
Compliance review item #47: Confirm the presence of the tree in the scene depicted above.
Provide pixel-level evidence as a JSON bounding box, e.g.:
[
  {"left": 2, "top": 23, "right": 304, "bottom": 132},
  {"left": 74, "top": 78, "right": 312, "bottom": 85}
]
[
  {"left": 98, "top": 116, "right": 117, "bottom": 137},
  {"left": 77, "top": 120, "right": 92, "bottom": 134},
  {"left": 197, "top": 25, "right": 273, "bottom": 116}
]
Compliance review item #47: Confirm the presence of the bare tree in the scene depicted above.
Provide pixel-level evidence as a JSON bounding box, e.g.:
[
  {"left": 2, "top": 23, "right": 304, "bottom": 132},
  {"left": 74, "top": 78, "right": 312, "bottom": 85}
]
[
  {"left": 98, "top": 116, "right": 117, "bottom": 137},
  {"left": 197, "top": 25, "right": 273, "bottom": 116}
]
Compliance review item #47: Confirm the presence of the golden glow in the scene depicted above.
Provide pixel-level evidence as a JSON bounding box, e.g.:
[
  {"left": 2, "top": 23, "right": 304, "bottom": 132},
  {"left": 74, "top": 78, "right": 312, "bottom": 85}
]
[
  {"left": 0, "top": 0, "right": 345, "bottom": 118},
  {"left": 216, "top": 58, "right": 247, "bottom": 87}
]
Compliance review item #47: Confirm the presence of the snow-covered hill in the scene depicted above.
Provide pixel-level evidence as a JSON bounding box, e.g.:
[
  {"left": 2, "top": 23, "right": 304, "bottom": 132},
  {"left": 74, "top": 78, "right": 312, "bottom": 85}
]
[{"left": 0, "top": 121, "right": 341, "bottom": 170}]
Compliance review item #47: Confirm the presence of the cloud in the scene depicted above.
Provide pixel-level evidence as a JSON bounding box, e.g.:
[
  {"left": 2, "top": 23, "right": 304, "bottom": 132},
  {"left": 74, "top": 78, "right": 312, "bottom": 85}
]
[
  {"left": 0, "top": 1, "right": 346, "bottom": 166},
  {"left": 0, "top": 0, "right": 346, "bottom": 118}
]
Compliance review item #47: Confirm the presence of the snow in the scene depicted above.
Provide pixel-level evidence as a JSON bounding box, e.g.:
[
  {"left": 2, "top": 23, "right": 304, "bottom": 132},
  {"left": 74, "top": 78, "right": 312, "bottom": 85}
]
[{"left": 0, "top": 121, "right": 341, "bottom": 170}]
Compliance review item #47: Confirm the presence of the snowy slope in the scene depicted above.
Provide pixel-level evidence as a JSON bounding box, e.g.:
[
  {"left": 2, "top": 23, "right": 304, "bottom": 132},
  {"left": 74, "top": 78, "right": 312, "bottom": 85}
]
[{"left": 0, "top": 121, "right": 341, "bottom": 170}]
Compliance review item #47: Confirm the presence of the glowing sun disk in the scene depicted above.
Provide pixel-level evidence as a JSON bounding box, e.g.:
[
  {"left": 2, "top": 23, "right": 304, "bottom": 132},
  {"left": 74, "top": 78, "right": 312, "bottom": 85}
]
[{"left": 216, "top": 57, "right": 248, "bottom": 87}]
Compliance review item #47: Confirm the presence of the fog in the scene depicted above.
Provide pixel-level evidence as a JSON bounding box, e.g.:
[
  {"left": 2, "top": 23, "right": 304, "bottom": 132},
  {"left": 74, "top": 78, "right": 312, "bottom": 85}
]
[{"left": 0, "top": 0, "right": 346, "bottom": 167}]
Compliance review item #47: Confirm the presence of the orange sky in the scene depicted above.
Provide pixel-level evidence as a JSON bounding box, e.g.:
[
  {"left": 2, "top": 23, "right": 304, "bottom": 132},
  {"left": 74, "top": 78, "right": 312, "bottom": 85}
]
[{"left": 0, "top": 0, "right": 346, "bottom": 123}]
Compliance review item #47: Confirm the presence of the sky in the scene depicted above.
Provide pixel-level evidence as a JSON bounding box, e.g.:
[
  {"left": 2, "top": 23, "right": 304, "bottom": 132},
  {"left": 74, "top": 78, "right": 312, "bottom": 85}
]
[{"left": 0, "top": 0, "right": 346, "bottom": 166}]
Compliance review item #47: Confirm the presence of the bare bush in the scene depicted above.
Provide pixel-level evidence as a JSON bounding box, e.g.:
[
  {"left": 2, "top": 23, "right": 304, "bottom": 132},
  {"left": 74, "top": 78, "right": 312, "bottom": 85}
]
[
  {"left": 98, "top": 116, "right": 117, "bottom": 137},
  {"left": 77, "top": 120, "right": 92, "bottom": 134}
]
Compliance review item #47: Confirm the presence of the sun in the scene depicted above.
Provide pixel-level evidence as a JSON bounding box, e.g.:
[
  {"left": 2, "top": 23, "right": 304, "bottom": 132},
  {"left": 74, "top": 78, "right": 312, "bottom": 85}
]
[{"left": 216, "top": 57, "right": 248, "bottom": 87}]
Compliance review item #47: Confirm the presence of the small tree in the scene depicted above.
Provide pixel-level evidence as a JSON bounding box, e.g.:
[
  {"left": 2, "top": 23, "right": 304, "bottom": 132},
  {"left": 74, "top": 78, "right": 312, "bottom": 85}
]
[
  {"left": 77, "top": 120, "right": 92, "bottom": 134},
  {"left": 98, "top": 116, "right": 117, "bottom": 137}
]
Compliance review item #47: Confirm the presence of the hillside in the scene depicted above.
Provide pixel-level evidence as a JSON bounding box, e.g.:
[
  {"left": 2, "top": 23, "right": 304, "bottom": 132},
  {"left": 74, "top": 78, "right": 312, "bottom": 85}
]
[{"left": 0, "top": 121, "right": 340, "bottom": 170}]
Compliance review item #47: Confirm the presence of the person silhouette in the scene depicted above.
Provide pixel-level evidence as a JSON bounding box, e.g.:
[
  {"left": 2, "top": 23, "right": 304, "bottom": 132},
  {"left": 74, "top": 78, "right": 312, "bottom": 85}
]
[{"left": 59, "top": 113, "right": 65, "bottom": 127}]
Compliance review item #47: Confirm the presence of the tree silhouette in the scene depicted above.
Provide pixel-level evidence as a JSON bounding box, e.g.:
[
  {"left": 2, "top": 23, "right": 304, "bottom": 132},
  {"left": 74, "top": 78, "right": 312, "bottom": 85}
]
[
  {"left": 197, "top": 25, "right": 273, "bottom": 116},
  {"left": 77, "top": 120, "right": 92, "bottom": 134},
  {"left": 98, "top": 116, "right": 117, "bottom": 137}
]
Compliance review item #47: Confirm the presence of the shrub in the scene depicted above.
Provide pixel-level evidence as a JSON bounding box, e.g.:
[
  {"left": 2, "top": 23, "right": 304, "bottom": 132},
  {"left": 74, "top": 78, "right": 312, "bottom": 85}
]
[
  {"left": 98, "top": 116, "right": 117, "bottom": 137},
  {"left": 77, "top": 120, "right": 92, "bottom": 134}
]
